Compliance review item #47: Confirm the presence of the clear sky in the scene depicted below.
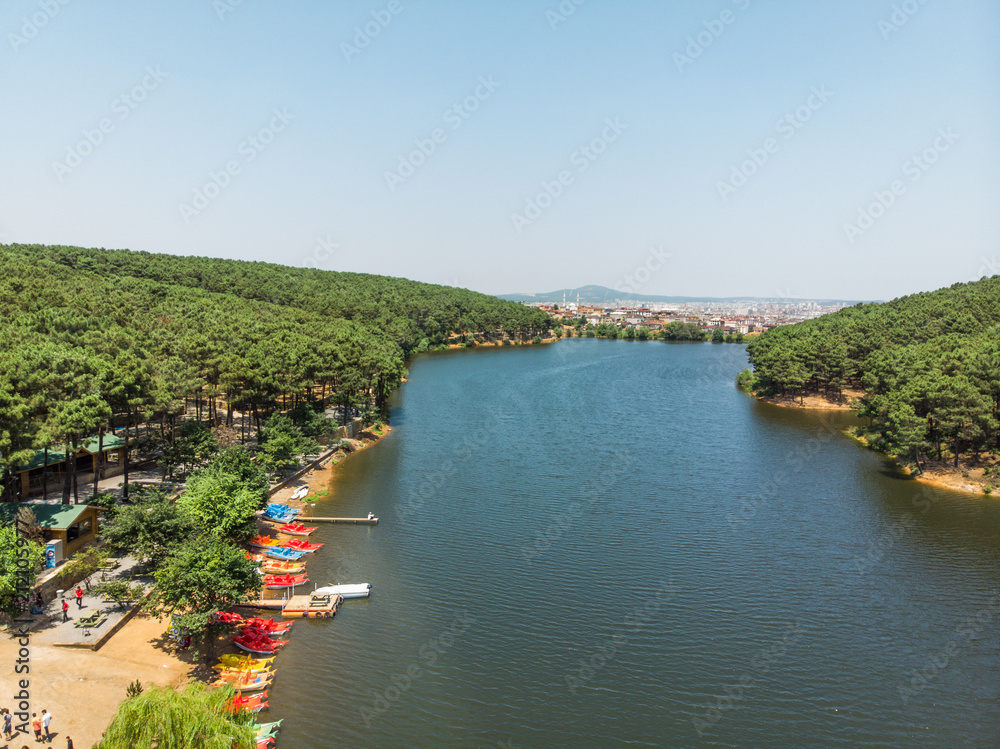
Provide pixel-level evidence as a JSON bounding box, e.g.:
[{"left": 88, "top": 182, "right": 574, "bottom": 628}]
[{"left": 1, "top": 0, "right": 997, "bottom": 300}]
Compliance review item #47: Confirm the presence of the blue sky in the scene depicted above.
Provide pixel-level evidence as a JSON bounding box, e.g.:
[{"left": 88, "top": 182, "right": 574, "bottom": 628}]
[{"left": 1, "top": 0, "right": 997, "bottom": 300}]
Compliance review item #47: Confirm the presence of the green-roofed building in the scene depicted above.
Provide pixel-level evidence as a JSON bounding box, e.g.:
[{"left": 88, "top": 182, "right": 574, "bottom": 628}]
[
  {"left": 12, "top": 433, "right": 127, "bottom": 499},
  {"left": 0, "top": 503, "right": 101, "bottom": 557}
]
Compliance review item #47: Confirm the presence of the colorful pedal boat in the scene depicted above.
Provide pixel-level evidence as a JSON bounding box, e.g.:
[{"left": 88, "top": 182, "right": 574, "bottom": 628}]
[
  {"left": 234, "top": 634, "right": 287, "bottom": 655},
  {"left": 276, "top": 522, "right": 317, "bottom": 536},
  {"left": 249, "top": 535, "right": 282, "bottom": 549},
  {"left": 261, "top": 560, "right": 306, "bottom": 574},
  {"left": 229, "top": 691, "right": 269, "bottom": 713},
  {"left": 279, "top": 538, "right": 323, "bottom": 553},
  {"left": 243, "top": 617, "right": 294, "bottom": 634},
  {"left": 263, "top": 573, "right": 309, "bottom": 589},
  {"left": 255, "top": 720, "right": 282, "bottom": 739},
  {"left": 214, "top": 611, "right": 244, "bottom": 624},
  {"left": 239, "top": 625, "right": 290, "bottom": 641},
  {"left": 264, "top": 546, "right": 307, "bottom": 561},
  {"left": 217, "top": 654, "right": 274, "bottom": 669},
  {"left": 212, "top": 672, "right": 274, "bottom": 692}
]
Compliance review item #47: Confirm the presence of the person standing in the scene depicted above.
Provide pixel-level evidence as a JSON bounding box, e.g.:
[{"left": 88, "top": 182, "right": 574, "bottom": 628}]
[
  {"left": 3, "top": 708, "right": 13, "bottom": 740},
  {"left": 31, "top": 713, "right": 41, "bottom": 743},
  {"left": 74, "top": 587, "right": 83, "bottom": 609},
  {"left": 41, "top": 711, "right": 51, "bottom": 743},
  {"left": 61, "top": 600, "right": 69, "bottom": 622},
  {"left": 65, "top": 738, "right": 73, "bottom": 749}
]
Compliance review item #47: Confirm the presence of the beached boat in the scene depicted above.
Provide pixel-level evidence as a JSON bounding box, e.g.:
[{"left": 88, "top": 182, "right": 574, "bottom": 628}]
[
  {"left": 263, "top": 573, "right": 309, "bottom": 590},
  {"left": 214, "top": 611, "right": 244, "bottom": 624},
  {"left": 312, "top": 583, "right": 372, "bottom": 599},
  {"left": 249, "top": 535, "right": 282, "bottom": 549},
  {"left": 290, "top": 486, "right": 309, "bottom": 500},
  {"left": 280, "top": 538, "right": 323, "bottom": 553},
  {"left": 229, "top": 691, "right": 269, "bottom": 713},
  {"left": 255, "top": 720, "right": 282, "bottom": 739},
  {"left": 261, "top": 560, "right": 306, "bottom": 574},
  {"left": 243, "top": 617, "right": 293, "bottom": 634},
  {"left": 264, "top": 546, "right": 307, "bottom": 561},
  {"left": 212, "top": 672, "right": 274, "bottom": 692},
  {"left": 276, "top": 522, "right": 317, "bottom": 536},
  {"left": 234, "top": 634, "right": 287, "bottom": 655},
  {"left": 217, "top": 654, "right": 275, "bottom": 670},
  {"left": 214, "top": 665, "right": 274, "bottom": 678},
  {"left": 213, "top": 662, "right": 273, "bottom": 675},
  {"left": 239, "top": 624, "right": 290, "bottom": 641}
]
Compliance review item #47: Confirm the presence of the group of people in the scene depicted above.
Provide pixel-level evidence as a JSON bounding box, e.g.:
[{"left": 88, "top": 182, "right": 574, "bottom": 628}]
[
  {"left": 26, "top": 588, "right": 85, "bottom": 623},
  {"left": 1, "top": 707, "right": 72, "bottom": 746}
]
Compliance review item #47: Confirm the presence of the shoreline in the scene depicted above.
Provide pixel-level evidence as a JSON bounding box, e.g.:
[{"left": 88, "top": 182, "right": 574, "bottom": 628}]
[
  {"left": 2, "top": 422, "right": 394, "bottom": 747},
  {"left": 751, "top": 389, "right": 996, "bottom": 497}
]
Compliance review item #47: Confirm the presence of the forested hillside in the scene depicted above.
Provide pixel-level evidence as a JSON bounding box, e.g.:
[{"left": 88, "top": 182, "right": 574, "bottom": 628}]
[
  {"left": 0, "top": 243, "right": 551, "bottom": 484},
  {"left": 745, "top": 276, "right": 1000, "bottom": 471}
]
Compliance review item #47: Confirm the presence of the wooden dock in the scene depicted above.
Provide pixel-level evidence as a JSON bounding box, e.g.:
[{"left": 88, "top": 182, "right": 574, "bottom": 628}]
[
  {"left": 305, "top": 517, "right": 379, "bottom": 525},
  {"left": 238, "top": 593, "right": 343, "bottom": 618}
]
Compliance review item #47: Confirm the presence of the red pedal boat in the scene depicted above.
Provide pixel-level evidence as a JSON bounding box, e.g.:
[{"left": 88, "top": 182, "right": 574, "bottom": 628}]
[
  {"left": 239, "top": 624, "right": 290, "bottom": 640},
  {"left": 277, "top": 522, "right": 317, "bottom": 536},
  {"left": 234, "top": 633, "right": 287, "bottom": 655},
  {"left": 229, "top": 691, "right": 269, "bottom": 713},
  {"left": 280, "top": 538, "right": 323, "bottom": 553},
  {"left": 263, "top": 573, "right": 309, "bottom": 589},
  {"left": 244, "top": 617, "right": 293, "bottom": 634},
  {"left": 214, "top": 611, "right": 244, "bottom": 624}
]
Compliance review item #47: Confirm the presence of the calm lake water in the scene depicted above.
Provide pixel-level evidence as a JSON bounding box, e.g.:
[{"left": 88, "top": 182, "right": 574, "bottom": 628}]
[{"left": 268, "top": 339, "right": 1000, "bottom": 748}]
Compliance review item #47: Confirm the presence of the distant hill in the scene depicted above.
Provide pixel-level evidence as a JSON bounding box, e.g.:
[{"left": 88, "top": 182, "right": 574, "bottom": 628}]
[{"left": 498, "top": 285, "right": 863, "bottom": 305}]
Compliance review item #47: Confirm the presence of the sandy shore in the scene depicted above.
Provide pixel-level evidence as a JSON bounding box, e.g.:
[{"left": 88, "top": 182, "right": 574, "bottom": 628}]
[
  {"left": 2, "top": 424, "right": 394, "bottom": 747},
  {"left": 756, "top": 388, "right": 863, "bottom": 410},
  {"left": 0, "top": 613, "right": 201, "bottom": 748}
]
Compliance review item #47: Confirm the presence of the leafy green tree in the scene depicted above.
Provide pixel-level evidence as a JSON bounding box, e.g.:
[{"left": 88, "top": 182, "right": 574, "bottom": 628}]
[
  {"left": 0, "top": 526, "right": 44, "bottom": 616},
  {"left": 712, "top": 328, "right": 725, "bottom": 343},
  {"left": 101, "top": 488, "right": 197, "bottom": 569},
  {"left": 161, "top": 420, "right": 218, "bottom": 478},
  {"left": 179, "top": 461, "right": 266, "bottom": 543},
  {"left": 96, "top": 682, "right": 255, "bottom": 749},
  {"left": 145, "top": 536, "right": 261, "bottom": 634}
]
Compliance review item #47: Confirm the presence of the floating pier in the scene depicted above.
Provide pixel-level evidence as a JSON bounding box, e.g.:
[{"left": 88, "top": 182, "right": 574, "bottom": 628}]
[
  {"left": 239, "top": 593, "right": 343, "bottom": 619},
  {"left": 304, "top": 516, "right": 379, "bottom": 525}
]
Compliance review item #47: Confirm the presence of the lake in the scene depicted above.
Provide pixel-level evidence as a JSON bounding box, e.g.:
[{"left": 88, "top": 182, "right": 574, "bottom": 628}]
[{"left": 268, "top": 338, "right": 1000, "bottom": 748}]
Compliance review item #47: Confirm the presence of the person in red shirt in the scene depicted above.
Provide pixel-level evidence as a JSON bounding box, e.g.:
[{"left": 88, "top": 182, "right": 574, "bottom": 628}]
[
  {"left": 74, "top": 587, "right": 83, "bottom": 609},
  {"left": 31, "top": 713, "right": 42, "bottom": 742},
  {"left": 62, "top": 600, "right": 69, "bottom": 621}
]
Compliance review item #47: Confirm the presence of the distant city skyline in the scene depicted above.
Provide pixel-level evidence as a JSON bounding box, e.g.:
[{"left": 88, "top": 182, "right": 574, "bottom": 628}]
[{"left": 1, "top": 0, "right": 997, "bottom": 301}]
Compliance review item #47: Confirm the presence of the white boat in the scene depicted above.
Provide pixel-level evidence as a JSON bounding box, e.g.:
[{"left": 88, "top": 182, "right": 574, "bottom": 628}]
[
  {"left": 312, "top": 583, "right": 371, "bottom": 599},
  {"left": 290, "top": 486, "right": 309, "bottom": 500}
]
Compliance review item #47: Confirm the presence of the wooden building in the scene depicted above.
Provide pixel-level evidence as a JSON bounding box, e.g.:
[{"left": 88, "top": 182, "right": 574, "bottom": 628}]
[
  {"left": 12, "top": 434, "right": 126, "bottom": 498},
  {"left": 0, "top": 503, "right": 101, "bottom": 558}
]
